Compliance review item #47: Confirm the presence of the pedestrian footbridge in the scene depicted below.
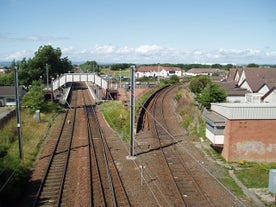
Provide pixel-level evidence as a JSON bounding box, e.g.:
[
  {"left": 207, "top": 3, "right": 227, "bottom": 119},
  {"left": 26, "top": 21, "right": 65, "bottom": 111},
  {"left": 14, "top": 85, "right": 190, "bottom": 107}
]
[{"left": 52, "top": 73, "right": 108, "bottom": 91}]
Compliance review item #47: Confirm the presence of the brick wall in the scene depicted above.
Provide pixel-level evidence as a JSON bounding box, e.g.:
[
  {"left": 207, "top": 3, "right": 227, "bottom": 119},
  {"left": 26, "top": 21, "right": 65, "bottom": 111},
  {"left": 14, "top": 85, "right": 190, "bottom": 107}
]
[{"left": 222, "top": 119, "right": 276, "bottom": 162}]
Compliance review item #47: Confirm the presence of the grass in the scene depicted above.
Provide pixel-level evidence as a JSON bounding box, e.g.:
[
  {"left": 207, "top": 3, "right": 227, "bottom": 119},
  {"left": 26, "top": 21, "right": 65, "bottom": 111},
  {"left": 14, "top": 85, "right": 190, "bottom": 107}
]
[
  {"left": 0, "top": 108, "right": 58, "bottom": 202},
  {"left": 220, "top": 173, "right": 245, "bottom": 197},
  {"left": 100, "top": 101, "right": 130, "bottom": 141},
  {"left": 101, "top": 68, "right": 130, "bottom": 78},
  {"left": 100, "top": 84, "right": 161, "bottom": 141},
  {"left": 234, "top": 162, "right": 276, "bottom": 188}
]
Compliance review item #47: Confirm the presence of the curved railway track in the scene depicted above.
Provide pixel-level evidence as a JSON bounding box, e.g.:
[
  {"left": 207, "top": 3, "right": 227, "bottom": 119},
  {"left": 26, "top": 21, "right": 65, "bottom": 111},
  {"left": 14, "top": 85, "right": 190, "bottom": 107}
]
[
  {"left": 33, "top": 82, "right": 130, "bottom": 207},
  {"left": 140, "top": 84, "right": 245, "bottom": 207},
  {"left": 150, "top": 85, "right": 213, "bottom": 206}
]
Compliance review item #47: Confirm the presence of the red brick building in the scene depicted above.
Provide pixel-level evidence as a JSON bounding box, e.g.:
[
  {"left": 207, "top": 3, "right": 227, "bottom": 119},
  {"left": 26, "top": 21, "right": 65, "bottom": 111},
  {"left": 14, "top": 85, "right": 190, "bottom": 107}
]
[{"left": 205, "top": 103, "right": 276, "bottom": 162}]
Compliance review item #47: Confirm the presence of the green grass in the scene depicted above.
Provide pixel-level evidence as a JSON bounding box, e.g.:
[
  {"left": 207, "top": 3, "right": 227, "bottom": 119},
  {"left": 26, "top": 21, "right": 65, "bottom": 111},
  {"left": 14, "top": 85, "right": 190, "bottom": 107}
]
[
  {"left": 100, "top": 101, "right": 130, "bottom": 141},
  {"left": 234, "top": 162, "right": 276, "bottom": 188},
  {"left": 0, "top": 108, "right": 58, "bottom": 202},
  {"left": 101, "top": 68, "right": 130, "bottom": 78},
  {"left": 220, "top": 172, "right": 245, "bottom": 197}
]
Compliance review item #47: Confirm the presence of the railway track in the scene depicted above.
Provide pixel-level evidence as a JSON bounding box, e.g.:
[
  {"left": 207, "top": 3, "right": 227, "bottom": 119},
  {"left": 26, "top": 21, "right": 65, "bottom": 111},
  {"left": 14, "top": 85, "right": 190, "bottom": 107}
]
[
  {"left": 82, "top": 85, "right": 131, "bottom": 207},
  {"left": 33, "top": 86, "right": 78, "bottom": 206},
  {"left": 33, "top": 82, "right": 130, "bottom": 206},
  {"left": 149, "top": 85, "right": 214, "bottom": 206},
  {"left": 137, "top": 84, "right": 246, "bottom": 207}
]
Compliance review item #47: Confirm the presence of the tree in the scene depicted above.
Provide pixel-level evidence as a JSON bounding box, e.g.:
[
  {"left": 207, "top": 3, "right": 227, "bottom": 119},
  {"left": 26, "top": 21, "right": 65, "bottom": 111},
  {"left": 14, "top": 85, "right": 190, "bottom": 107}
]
[
  {"left": 247, "top": 63, "right": 259, "bottom": 68},
  {"left": 196, "top": 83, "right": 227, "bottom": 110},
  {"left": 169, "top": 75, "right": 179, "bottom": 83},
  {"left": 80, "top": 61, "right": 99, "bottom": 73},
  {"left": 0, "top": 73, "right": 14, "bottom": 86},
  {"left": 189, "top": 75, "right": 211, "bottom": 94},
  {"left": 22, "top": 80, "right": 47, "bottom": 114},
  {"left": 18, "top": 45, "right": 73, "bottom": 86}
]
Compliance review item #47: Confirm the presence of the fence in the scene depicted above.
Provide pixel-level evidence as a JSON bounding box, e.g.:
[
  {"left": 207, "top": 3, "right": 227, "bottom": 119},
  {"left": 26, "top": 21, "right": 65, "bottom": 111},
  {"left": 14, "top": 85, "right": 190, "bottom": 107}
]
[{"left": 0, "top": 109, "right": 16, "bottom": 129}]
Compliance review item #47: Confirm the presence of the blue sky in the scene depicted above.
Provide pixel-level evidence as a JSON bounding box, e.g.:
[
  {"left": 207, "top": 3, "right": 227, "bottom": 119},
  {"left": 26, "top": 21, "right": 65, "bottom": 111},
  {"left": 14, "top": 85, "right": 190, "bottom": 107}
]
[{"left": 1, "top": 0, "right": 276, "bottom": 64}]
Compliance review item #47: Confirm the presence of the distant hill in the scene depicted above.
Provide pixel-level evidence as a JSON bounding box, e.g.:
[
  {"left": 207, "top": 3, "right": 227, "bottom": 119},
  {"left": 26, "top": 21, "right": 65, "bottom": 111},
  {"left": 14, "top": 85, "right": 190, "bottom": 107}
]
[{"left": 0, "top": 62, "right": 11, "bottom": 67}]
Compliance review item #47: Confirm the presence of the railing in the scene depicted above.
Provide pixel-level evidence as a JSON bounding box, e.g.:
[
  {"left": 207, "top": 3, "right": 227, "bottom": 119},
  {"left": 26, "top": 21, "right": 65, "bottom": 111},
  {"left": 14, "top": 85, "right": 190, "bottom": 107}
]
[{"left": 52, "top": 73, "right": 108, "bottom": 91}]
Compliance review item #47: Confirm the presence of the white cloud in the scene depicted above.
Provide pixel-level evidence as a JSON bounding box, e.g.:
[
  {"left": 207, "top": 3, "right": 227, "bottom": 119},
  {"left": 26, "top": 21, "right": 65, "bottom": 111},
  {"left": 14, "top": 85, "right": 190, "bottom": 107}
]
[
  {"left": 135, "top": 45, "right": 162, "bottom": 54},
  {"left": 1, "top": 44, "right": 276, "bottom": 64},
  {"left": 3, "top": 50, "right": 33, "bottom": 61}
]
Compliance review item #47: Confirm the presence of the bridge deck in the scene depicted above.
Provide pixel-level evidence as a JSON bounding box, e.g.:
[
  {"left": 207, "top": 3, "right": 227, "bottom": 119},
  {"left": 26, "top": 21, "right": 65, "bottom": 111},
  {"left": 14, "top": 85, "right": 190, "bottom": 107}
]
[{"left": 52, "top": 73, "right": 108, "bottom": 91}]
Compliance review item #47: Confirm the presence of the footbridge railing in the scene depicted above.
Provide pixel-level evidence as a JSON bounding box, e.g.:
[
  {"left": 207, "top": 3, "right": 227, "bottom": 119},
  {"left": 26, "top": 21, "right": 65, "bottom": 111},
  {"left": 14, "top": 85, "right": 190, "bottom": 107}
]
[{"left": 52, "top": 73, "right": 108, "bottom": 91}]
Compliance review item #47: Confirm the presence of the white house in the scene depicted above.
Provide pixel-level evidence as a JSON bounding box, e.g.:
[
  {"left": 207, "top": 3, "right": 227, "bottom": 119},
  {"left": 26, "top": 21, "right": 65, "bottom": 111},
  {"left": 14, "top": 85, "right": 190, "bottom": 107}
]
[
  {"left": 185, "top": 68, "right": 223, "bottom": 77},
  {"left": 135, "top": 66, "right": 182, "bottom": 78},
  {"left": 220, "top": 68, "right": 276, "bottom": 103}
]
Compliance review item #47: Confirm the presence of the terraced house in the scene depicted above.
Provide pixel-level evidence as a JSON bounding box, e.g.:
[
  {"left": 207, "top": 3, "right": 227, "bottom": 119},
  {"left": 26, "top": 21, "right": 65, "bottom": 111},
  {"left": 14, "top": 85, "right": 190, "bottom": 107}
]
[{"left": 204, "top": 67, "right": 276, "bottom": 162}]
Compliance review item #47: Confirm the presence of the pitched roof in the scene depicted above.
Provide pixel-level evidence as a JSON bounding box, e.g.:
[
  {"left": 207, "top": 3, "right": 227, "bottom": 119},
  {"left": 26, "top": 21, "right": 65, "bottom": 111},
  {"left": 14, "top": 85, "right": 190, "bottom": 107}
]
[
  {"left": 0, "top": 86, "right": 25, "bottom": 97},
  {"left": 262, "top": 86, "right": 276, "bottom": 100},
  {"left": 241, "top": 68, "right": 276, "bottom": 92},
  {"left": 219, "top": 81, "right": 249, "bottom": 96},
  {"left": 186, "top": 68, "right": 220, "bottom": 74},
  {"left": 137, "top": 66, "right": 182, "bottom": 72}
]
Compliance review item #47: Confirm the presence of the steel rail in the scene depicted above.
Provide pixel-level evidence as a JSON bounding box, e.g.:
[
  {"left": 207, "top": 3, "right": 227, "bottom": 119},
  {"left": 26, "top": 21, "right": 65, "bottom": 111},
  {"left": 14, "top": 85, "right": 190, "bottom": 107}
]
[
  {"left": 33, "top": 86, "right": 77, "bottom": 207},
  {"left": 90, "top": 105, "right": 131, "bottom": 206},
  {"left": 151, "top": 85, "right": 188, "bottom": 206},
  {"left": 152, "top": 85, "right": 213, "bottom": 206},
  {"left": 32, "top": 109, "right": 69, "bottom": 207},
  {"left": 81, "top": 88, "right": 104, "bottom": 206},
  {"left": 82, "top": 83, "right": 130, "bottom": 206},
  {"left": 56, "top": 103, "right": 77, "bottom": 206}
]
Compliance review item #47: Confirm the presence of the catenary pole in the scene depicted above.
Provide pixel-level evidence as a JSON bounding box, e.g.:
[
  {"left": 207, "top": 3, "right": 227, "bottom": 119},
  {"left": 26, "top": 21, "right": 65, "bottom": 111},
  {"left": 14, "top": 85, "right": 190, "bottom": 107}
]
[
  {"left": 14, "top": 66, "right": 23, "bottom": 160},
  {"left": 129, "top": 65, "right": 135, "bottom": 157}
]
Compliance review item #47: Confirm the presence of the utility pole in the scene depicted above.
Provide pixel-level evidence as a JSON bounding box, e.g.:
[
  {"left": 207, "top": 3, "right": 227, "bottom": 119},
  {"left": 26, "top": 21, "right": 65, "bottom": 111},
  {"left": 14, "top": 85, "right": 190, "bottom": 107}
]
[
  {"left": 127, "top": 65, "right": 136, "bottom": 159},
  {"left": 46, "top": 63, "right": 49, "bottom": 90},
  {"left": 14, "top": 66, "right": 23, "bottom": 160}
]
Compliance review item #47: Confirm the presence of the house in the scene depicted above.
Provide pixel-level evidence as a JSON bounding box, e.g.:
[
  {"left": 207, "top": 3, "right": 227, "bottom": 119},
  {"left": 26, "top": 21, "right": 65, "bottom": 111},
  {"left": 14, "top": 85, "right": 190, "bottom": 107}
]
[
  {"left": 185, "top": 68, "right": 223, "bottom": 77},
  {"left": 220, "top": 68, "right": 276, "bottom": 103},
  {"left": 0, "top": 86, "right": 26, "bottom": 106},
  {"left": 135, "top": 66, "right": 182, "bottom": 78},
  {"left": 204, "top": 103, "right": 276, "bottom": 162},
  {"left": 0, "top": 68, "right": 5, "bottom": 74},
  {"left": 237, "top": 68, "right": 276, "bottom": 93},
  {"left": 262, "top": 85, "right": 276, "bottom": 103}
]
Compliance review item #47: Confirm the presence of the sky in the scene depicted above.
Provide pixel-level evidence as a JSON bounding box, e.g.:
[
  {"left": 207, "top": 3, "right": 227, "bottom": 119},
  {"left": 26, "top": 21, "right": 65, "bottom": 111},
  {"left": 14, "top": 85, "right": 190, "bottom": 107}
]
[{"left": 1, "top": 0, "right": 276, "bottom": 64}]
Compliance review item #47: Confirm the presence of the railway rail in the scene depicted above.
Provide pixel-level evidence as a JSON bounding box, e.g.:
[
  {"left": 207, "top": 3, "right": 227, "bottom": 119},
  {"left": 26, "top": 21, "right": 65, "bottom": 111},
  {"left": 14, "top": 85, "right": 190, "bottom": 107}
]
[
  {"left": 141, "top": 84, "right": 244, "bottom": 207},
  {"left": 33, "top": 86, "right": 78, "bottom": 206},
  {"left": 81, "top": 85, "right": 131, "bottom": 206},
  {"left": 33, "top": 82, "right": 130, "bottom": 206}
]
